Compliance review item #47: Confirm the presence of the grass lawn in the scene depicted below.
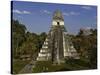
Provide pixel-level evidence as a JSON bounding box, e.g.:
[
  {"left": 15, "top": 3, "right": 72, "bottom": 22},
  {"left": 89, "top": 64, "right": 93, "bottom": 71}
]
[
  {"left": 12, "top": 59, "right": 30, "bottom": 74},
  {"left": 32, "top": 61, "right": 70, "bottom": 73},
  {"left": 32, "top": 59, "right": 92, "bottom": 73}
]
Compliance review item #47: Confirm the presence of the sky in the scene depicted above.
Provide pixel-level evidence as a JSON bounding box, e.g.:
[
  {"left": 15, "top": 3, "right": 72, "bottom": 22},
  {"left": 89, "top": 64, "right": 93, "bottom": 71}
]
[{"left": 12, "top": 1, "right": 97, "bottom": 34}]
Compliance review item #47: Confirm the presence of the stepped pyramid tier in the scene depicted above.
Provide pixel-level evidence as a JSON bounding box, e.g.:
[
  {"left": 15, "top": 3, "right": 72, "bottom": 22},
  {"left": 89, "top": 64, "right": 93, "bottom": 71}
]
[
  {"left": 63, "top": 32, "right": 80, "bottom": 59},
  {"left": 36, "top": 10, "right": 79, "bottom": 64},
  {"left": 36, "top": 37, "right": 51, "bottom": 61}
]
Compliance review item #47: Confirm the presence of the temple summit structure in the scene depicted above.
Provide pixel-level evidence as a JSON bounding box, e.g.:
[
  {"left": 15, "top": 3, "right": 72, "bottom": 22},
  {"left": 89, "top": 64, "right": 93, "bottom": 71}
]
[{"left": 36, "top": 10, "right": 80, "bottom": 64}]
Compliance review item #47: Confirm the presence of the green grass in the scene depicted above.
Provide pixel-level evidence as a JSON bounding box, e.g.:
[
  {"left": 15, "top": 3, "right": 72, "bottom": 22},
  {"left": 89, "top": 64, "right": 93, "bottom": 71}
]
[
  {"left": 13, "top": 59, "right": 95, "bottom": 73},
  {"left": 12, "top": 59, "right": 30, "bottom": 74},
  {"left": 32, "top": 59, "right": 92, "bottom": 73},
  {"left": 32, "top": 61, "right": 70, "bottom": 73},
  {"left": 64, "top": 59, "right": 91, "bottom": 70}
]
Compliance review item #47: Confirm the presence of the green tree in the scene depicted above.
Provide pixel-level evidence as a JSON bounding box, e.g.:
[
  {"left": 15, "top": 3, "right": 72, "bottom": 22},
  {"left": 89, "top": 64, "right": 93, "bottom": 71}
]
[
  {"left": 12, "top": 20, "right": 26, "bottom": 58},
  {"left": 72, "top": 28, "right": 97, "bottom": 69}
]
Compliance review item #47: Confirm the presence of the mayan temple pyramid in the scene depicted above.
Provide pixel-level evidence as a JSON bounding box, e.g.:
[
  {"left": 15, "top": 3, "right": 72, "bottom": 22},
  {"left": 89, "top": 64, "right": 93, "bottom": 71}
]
[{"left": 36, "top": 10, "right": 80, "bottom": 64}]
